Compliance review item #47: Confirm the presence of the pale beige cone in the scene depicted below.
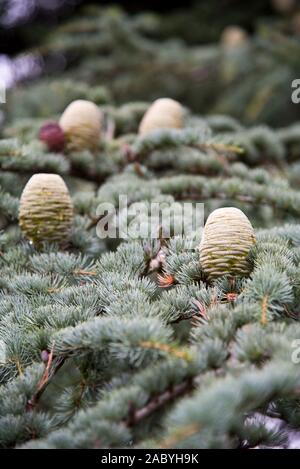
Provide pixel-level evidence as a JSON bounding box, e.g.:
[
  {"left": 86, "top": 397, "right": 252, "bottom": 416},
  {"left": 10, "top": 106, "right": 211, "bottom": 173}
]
[
  {"left": 138, "top": 98, "right": 183, "bottom": 135},
  {"left": 271, "top": 0, "right": 295, "bottom": 14},
  {"left": 19, "top": 173, "right": 73, "bottom": 245},
  {"left": 221, "top": 26, "right": 248, "bottom": 49},
  {"left": 199, "top": 207, "right": 255, "bottom": 280},
  {"left": 59, "top": 100, "right": 102, "bottom": 152}
]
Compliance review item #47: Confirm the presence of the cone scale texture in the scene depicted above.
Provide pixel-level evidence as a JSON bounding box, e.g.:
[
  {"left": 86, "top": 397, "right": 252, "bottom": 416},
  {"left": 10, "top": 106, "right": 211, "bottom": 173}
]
[
  {"left": 199, "top": 207, "right": 256, "bottom": 279},
  {"left": 19, "top": 173, "right": 74, "bottom": 245},
  {"left": 59, "top": 100, "right": 102, "bottom": 152}
]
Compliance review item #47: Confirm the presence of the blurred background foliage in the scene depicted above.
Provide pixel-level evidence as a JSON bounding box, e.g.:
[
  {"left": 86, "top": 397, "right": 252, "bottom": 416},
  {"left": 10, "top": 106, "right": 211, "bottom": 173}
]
[{"left": 1, "top": 0, "right": 300, "bottom": 126}]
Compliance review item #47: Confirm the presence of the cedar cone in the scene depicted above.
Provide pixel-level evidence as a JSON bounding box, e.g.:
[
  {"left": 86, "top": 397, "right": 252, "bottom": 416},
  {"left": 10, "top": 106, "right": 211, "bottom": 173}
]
[
  {"left": 138, "top": 98, "right": 183, "bottom": 135},
  {"left": 199, "top": 207, "right": 256, "bottom": 280},
  {"left": 19, "top": 173, "right": 73, "bottom": 245},
  {"left": 221, "top": 26, "right": 248, "bottom": 49},
  {"left": 59, "top": 100, "right": 102, "bottom": 152}
]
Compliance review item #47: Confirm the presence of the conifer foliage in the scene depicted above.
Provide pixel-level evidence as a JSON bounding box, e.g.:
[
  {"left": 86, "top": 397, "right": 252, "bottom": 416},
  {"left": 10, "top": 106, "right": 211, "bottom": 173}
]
[{"left": 1, "top": 3, "right": 300, "bottom": 450}]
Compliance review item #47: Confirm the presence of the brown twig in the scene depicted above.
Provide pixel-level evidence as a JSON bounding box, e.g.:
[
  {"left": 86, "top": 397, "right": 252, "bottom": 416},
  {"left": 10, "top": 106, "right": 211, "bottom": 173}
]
[
  {"left": 139, "top": 341, "right": 192, "bottom": 362},
  {"left": 73, "top": 269, "right": 98, "bottom": 276},
  {"left": 27, "top": 344, "right": 66, "bottom": 411},
  {"left": 86, "top": 213, "right": 105, "bottom": 231},
  {"left": 124, "top": 378, "right": 195, "bottom": 427}
]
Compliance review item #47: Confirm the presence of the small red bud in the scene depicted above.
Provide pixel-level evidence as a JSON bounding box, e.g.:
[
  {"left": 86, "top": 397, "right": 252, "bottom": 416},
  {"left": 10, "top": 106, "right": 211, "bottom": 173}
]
[
  {"left": 39, "top": 121, "right": 65, "bottom": 152},
  {"left": 227, "top": 293, "right": 238, "bottom": 302},
  {"left": 41, "top": 350, "right": 49, "bottom": 362}
]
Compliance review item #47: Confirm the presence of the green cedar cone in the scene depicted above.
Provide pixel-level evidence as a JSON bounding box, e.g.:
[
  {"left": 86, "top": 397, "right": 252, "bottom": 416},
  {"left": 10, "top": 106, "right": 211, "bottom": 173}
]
[
  {"left": 19, "top": 173, "right": 74, "bottom": 245},
  {"left": 199, "top": 207, "right": 256, "bottom": 280}
]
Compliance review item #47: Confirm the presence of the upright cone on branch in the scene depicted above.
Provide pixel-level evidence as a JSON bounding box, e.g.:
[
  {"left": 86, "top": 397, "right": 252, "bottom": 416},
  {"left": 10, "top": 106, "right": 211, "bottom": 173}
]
[
  {"left": 271, "top": 0, "right": 295, "bottom": 14},
  {"left": 221, "top": 26, "right": 248, "bottom": 49},
  {"left": 138, "top": 98, "right": 184, "bottom": 135},
  {"left": 19, "top": 173, "right": 73, "bottom": 245},
  {"left": 199, "top": 207, "right": 256, "bottom": 280},
  {"left": 59, "top": 100, "right": 102, "bottom": 152}
]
